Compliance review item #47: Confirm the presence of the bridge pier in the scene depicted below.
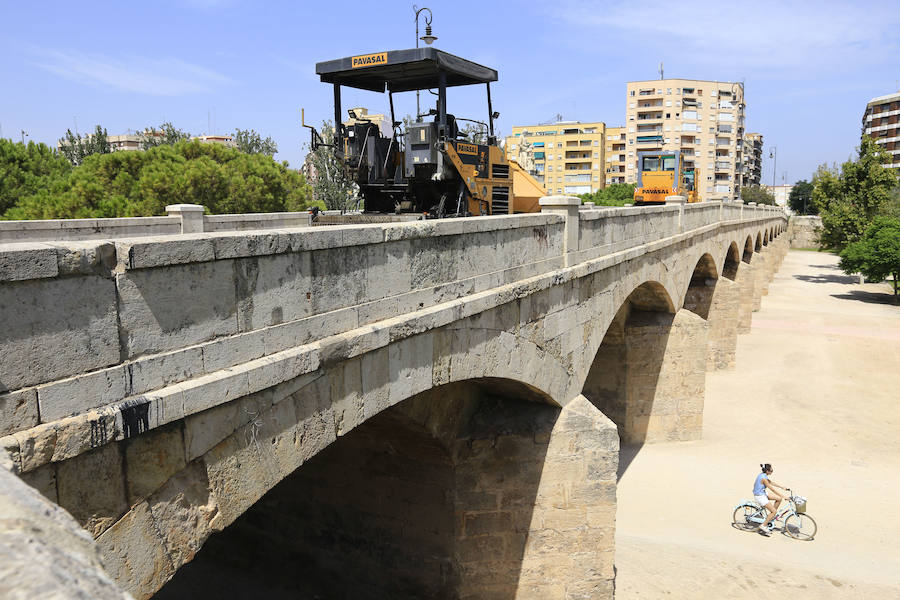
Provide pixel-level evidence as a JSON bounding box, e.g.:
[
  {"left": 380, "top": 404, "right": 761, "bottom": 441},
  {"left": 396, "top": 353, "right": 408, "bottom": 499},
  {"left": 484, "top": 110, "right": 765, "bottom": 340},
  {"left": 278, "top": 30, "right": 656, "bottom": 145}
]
[
  {"left": 736, "top": 260, "right": 757, "bottom": 333},
  {"left": 706, "top": 277, "right": 740, "bottom": 370},
  {"left": 752, "top": 250, "right": 769, "bottom": 310}
]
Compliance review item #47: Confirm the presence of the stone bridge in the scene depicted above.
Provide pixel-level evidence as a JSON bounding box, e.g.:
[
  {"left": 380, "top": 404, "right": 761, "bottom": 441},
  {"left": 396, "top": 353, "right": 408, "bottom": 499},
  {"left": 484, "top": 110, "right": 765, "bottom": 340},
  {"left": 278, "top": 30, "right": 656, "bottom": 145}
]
[{"left": 0, "top": 199, "right": 787, "bottom": 599}]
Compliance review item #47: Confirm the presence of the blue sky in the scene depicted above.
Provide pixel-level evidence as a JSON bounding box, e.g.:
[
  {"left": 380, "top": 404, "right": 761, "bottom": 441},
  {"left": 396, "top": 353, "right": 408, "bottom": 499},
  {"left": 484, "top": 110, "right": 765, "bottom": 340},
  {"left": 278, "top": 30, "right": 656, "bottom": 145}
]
[{"left": 2, "top": 0, "right": 899, "bottom": 185}]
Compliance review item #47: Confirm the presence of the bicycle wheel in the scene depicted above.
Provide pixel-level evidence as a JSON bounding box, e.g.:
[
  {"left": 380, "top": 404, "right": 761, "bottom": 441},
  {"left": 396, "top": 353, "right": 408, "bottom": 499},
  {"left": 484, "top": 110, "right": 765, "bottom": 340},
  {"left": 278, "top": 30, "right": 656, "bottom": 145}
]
[
  {"left": 784, "top": 512, "right": 817, "bottom": 540},
  {"left": 733, "top": 504, "right": 760, "bottom": 531}
]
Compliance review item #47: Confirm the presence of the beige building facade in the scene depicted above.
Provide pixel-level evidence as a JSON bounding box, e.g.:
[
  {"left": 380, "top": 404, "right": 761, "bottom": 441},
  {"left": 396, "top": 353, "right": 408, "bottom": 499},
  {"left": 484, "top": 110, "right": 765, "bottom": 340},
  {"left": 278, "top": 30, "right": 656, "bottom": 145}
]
[
  {"left": 604, "top": 126, "right": 626, "bottom": 185},
  {"left": 625, "top": 79, "right": 745, "bottom": 201},
  {"left": 862, "top": 91, "right": 900, "bottom": 168},
  {"left": 505, "top": 121, "right": 606, "bottom": 195},
  {"left": 740, "top": 132, "right": 763, "bottom": 188}
]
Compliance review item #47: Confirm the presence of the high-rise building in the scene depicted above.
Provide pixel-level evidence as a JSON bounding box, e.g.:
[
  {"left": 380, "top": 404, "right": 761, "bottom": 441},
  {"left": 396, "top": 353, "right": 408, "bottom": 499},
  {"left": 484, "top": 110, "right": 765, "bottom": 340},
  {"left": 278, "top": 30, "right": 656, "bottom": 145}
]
[
  {"left": 604, "top": 126, "right": 626, "bottom": 185},
  {"left": 862, "top": 91, "right": 900, "bottom": 168},
  {"left": 505, "top": 121, "right": 606, "bottom": 196},
  {"left": 624, "top": 79, "right": 745, "bottom": 201},
  {"left": 740, "top": 132, "right": 763, "bottom": 188}
]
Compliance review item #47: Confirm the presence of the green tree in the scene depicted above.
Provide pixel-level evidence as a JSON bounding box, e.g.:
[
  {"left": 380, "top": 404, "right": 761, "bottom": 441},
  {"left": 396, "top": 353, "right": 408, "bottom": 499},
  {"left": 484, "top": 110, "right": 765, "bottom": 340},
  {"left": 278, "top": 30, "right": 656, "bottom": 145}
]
[
  {"left": 58, "top": 125, "right": 111, "bottom": 166},
  {"left": 0, "top": 139, "right": 72, "bottom": 215},
  {"left": 233, "top": 128, "right": 278, "bottom": 156},
  {"left": 740, "top": 184, "right": 776, "bottom": 205},
  {"left": 4, "top": 140, "right": 311, "bottom": 220},
  {"left": 304, "top": 121, "right": 356, "bottom": 211},
  {"left": 578, "top": 183, "right": 635, "bottom": 207},
  {"left": 839, "top": 217, "right": 900, "bottom": 301},
  {"left": 788, "top": 180, "right": 815, "bottom": 214},
  {"left": 813, "top": 137, "right": 899, "bottom": 250},
  {"left": 140, "top": 122, "right": 191, "bottom": 149}
]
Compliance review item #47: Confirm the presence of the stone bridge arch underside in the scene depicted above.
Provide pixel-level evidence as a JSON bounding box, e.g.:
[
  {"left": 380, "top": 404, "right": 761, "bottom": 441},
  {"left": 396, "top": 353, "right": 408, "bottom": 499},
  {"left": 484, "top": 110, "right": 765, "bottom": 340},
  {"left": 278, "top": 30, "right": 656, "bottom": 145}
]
[{"left": 2, "top": 215, "right": 787, "bottom": 599}]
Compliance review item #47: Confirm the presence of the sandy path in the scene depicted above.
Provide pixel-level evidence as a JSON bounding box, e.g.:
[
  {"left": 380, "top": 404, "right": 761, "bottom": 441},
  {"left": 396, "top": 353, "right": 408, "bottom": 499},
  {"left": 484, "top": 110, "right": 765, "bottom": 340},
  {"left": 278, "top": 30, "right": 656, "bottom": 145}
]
[{"left": 614, "top": 250, "right": 900, "bottom": 598}]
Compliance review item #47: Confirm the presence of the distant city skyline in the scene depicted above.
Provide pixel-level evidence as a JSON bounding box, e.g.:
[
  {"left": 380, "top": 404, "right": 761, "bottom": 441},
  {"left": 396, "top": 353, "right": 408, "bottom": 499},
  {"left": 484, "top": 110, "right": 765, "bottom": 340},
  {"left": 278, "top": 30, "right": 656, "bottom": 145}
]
[{"left": 2, "top": 0, "right": 899, "bottom": 185}]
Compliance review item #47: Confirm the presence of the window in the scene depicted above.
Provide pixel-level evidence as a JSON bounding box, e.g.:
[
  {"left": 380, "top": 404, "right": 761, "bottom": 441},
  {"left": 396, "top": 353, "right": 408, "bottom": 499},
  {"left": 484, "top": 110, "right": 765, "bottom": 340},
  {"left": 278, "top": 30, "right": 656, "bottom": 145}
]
[
  {"left": 593, "top": 152, "right": 598, "bottom": 158},
  {"left": 548, "top": 165, "right": 553, "bottom": 172},
  {"left": 510, "top": 144, "right": 517, "bottom": 150},
  {"left": 667, "top": 88, "right": 672, "bottom": 94},
  {"left": 548, "top": 142, "right": 554, "bottom": 148},
  {"left": 629, "top": 102, "right": 636, "bottom": 108},
  {"left": 666, "top": 101, "right": 672, "bottom": 107},
  {"left": 666, "top": 113, "right": 671, "bottom": 118},
  {"left": 593, "top": 140, "right": 599, "bottom": 146},
  {"left": 683, "top": 110, "right": 698, "bottom": 120},
  {"left": 592, "top": 163, "right": 598, "bottom": 170},
  {"left": 630, "top": 90, "right": 635, "bottom": 96},
  {"left": 557, "top": 154, "right": 562, "bottom": 160}
]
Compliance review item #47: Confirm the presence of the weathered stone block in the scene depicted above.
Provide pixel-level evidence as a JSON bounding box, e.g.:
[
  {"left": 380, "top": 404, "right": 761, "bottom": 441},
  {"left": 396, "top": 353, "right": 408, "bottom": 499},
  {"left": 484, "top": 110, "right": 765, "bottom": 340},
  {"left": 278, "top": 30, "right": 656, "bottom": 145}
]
[
  {"left": 18, "top": 462, "right": 58, "bottom": 503},
  {"left": 37, "top": 365, "right": 129, "bottom": 423},
  {"left": 147, "top": 460, "right": 220, "bottom": 570},
  {"left": 124, "top": 422, "right": 186, "bottom": 503},
  {"left": 0, "top": 387, "right": 38, "bottom": 436},
  {"left": 130, "top": 346, "right": 204, "bottom": 395},
  {"left": 233, "top": 253, "right": 312, "bottom": 332},
  {"left": 56, "top": 443, "right": 128, "bottom": 537},
  {"left": 0, "top": 275, "right": 119, "bottom": 391},
  {"left": 0, "top": 242, "right": 58, "bottom": 281},
  {"left": 116, "top": 261, "right": 238, "bottom": 357},
  {"left": 96, "top": 501, "right": 175, "bottom": 599}
]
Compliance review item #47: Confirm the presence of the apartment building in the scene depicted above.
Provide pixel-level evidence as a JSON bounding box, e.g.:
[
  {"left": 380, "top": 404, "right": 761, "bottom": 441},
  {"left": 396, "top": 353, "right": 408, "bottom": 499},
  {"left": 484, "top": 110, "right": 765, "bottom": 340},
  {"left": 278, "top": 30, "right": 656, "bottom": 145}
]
[
  {"left": 604, "top": 126, "right": 626, "bottom": 185},
  {"left": 740, "top": 132, "right": 763, "bottom": 188},
  {"left": 505, "top": 121, "right": 606, "bottom": 195},
  {"left": 862, "top": 91, "right": 900, "bottom": 168},
  {"left": 625, "top": 79, "right": 745, "bottom": 201}
]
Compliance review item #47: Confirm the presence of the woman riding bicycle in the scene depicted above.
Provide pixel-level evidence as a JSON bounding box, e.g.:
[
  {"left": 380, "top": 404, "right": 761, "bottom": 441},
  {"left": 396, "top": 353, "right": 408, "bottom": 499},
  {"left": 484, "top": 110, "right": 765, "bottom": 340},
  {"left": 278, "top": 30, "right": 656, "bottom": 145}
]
[{"left": 754, "top": 463, "right": 789, "bottom": 536}]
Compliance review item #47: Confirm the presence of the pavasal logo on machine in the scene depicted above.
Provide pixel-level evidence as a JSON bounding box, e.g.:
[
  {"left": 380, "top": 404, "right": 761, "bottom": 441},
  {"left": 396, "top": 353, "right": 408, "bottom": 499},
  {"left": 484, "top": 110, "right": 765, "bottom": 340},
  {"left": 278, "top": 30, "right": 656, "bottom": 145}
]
[
  {"left": 352, "top": 52, "right": 388, "bottom": 68},
  {"left": 456, "top": 143, "right": 478, "bottom": 155}
]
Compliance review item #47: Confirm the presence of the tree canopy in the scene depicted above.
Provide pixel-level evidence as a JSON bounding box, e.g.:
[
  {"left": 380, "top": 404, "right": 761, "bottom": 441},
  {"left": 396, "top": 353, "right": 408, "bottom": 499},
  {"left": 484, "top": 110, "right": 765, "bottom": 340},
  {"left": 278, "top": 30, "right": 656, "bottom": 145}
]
[
  {"left": 233, "top": 129, "right": 278, "bottom": 156},
  {"left": 0, "top": 139, "right": 72, "bottom": 215},
  {"left": 59, "top": 125, "right": 112, "bottom": 166},
  {"left": 788, "top": 180, "right": 815, "bottom": 215},
  {"left": 4, "top": 140, "right": 311, "bottom": 220},
  {"left": 740, "top": 184, "right": 776, "bottom": 205},
  {"left": 812, "top": 137, "right": 899, "bottom": 250},
  {"left": 839, "top": 217, "right": 900, "bottom": 300},
  {"left": 140, "top": 122, "right": 191, "bottom": 149},
  {"left": 578, "top": 183, "right": 635, "bottom": 206},
  {"left": 304, "top": 121, "right": 356, "bottom": 211}
]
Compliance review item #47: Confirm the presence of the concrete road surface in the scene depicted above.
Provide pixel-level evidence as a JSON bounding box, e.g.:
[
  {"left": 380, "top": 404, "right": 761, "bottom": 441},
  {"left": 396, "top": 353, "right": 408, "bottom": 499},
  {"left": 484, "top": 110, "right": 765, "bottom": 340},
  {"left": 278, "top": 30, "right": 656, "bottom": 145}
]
[{"left": 614, "top": 250, "right": 900, "bottom": 599}]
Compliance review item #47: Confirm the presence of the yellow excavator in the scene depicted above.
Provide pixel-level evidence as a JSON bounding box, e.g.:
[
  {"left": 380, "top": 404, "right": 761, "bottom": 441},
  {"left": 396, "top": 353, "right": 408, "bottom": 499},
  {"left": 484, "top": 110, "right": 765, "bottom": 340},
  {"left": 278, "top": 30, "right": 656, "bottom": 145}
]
[{"left": 633, "top": 151, "right": 700, "bottom": 205}]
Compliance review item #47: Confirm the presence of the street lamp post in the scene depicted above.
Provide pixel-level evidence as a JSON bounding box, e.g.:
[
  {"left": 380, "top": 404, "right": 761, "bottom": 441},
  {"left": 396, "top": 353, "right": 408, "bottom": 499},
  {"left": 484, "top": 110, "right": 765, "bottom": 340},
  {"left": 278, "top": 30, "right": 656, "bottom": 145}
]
[
  {"left": 20, "top": 130, "right": 28, "bottom": 144},
  {"left": 769, "top": 146, "right": 777, "bottom": 189},
  {"left": 414, "top": 5, "right": 437, "bottom": 120}
]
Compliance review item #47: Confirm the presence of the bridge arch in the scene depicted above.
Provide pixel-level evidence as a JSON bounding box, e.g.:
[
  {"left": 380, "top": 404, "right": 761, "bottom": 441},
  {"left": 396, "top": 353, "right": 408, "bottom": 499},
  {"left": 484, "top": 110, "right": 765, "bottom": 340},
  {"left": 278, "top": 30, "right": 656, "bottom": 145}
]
[
  {"left": 154, "top": 377, "right": 617, "bottom": 599},
  {"left": 580, "top": 280, "right": 705, "bottom": 444},
  {"left": 722, "top": 242, "right": 741, "bottom": 280},
  {"left": 755, "top": 231, "right": 763, "bottom": 251},
  {"left": 682, "top": 253, "right": 718, "bottom": 320},
  {"left": 743, "top": 235, "right": 754, "bottom": 262}
]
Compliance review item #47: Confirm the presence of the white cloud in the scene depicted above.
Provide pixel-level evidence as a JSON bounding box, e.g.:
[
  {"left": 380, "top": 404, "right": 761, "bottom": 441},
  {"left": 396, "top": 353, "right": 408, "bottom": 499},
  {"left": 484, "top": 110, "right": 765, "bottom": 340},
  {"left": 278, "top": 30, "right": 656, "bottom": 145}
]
[
  {"left": 549, "top": 0, "right": 900, "bottom": 73},
  {"left": 30, "top": 49, "right": 232, "bottom": 96}
]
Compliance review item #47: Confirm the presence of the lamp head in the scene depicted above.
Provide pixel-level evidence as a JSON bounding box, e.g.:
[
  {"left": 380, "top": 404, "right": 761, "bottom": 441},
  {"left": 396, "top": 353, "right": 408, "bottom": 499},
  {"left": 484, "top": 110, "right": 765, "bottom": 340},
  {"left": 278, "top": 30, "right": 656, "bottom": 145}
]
[{"left": 421, "top": 25, "right": 437, "bottom": 45}]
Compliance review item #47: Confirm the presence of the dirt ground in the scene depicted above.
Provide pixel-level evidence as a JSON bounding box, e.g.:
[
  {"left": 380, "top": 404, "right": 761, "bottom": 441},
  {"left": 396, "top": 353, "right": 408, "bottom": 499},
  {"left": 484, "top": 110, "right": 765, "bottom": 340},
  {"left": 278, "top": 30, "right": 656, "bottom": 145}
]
[{"left": 614, "top": 250, "right": 900, "bottom": 599}]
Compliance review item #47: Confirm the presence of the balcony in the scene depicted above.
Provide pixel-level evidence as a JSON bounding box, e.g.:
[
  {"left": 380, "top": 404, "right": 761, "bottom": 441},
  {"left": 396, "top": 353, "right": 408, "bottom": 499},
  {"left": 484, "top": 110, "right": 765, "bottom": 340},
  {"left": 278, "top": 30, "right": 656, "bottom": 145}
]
[
  {"left": 715, "top": 161, "right": 731, "bottom": 170},
  {"left": 637, "top": 135, "right": 663, "bottom": 144},
  {"left": 565, "top": 174, "right": 591, "bottom": 182}
]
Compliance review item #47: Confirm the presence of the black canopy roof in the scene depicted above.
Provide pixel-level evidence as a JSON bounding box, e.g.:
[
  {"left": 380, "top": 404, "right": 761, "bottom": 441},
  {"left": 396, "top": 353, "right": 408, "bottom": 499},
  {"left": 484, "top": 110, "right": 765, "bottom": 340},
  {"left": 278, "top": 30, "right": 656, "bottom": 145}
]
[{"left": 315, "top": 48, "right": 498, "bottom": 93}]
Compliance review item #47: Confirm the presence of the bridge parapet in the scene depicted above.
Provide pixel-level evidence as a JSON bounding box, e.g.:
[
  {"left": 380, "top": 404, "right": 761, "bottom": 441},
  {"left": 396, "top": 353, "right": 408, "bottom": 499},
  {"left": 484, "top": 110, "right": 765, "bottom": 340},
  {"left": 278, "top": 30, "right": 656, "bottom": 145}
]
[{"left": 0, "top": 204, "right": 785, "bottom": 477}]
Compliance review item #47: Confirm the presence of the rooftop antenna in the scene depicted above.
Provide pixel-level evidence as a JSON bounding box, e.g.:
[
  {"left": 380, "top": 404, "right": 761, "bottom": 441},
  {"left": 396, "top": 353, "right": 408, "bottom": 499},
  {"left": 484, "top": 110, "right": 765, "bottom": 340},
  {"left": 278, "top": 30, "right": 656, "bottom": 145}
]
[{"left": 659, "top": 62, "right": 664, "bottom": 80}]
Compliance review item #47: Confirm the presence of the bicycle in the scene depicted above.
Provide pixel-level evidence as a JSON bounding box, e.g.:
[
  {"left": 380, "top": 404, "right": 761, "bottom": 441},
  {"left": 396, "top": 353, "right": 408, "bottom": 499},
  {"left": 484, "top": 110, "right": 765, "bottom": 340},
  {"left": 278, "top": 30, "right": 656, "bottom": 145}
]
[{"left": 732, "top": 489, "right": 817, "bottom": 540}]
